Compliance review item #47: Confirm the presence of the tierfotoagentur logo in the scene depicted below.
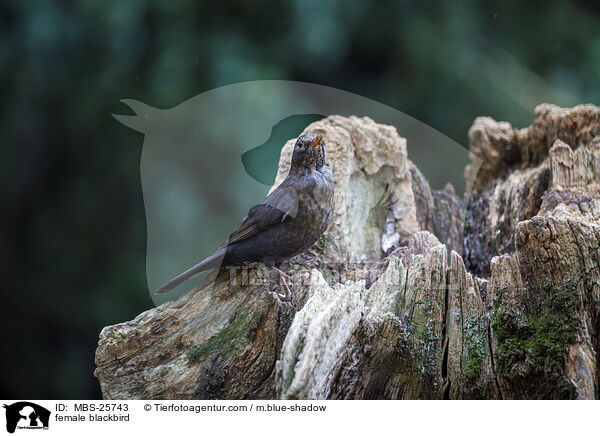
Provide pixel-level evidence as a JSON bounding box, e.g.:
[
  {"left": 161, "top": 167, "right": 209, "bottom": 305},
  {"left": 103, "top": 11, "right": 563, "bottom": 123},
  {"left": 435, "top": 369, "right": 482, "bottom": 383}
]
[{"left": 2, "top": 402, "right": 50, "bottom": 433}]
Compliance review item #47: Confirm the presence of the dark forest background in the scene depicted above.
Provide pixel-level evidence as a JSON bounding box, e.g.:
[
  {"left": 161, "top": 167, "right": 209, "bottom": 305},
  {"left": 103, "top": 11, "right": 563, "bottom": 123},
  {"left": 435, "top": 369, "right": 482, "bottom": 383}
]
[{"left": 1, "top": 0, "right": 599, "bottom": 399}]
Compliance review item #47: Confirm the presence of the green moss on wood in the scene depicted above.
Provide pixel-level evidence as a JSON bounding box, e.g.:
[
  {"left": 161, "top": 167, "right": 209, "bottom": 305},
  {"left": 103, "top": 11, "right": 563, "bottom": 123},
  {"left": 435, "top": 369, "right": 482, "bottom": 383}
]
[
  {"left": 464, "top": 315, "right": 486, "bottom": 381},
  {"left": 187, "top": 310, "right": 251, "bottom": 365},
  {"left": 491, "top": 279, "right": 579, "bottom": 398}
]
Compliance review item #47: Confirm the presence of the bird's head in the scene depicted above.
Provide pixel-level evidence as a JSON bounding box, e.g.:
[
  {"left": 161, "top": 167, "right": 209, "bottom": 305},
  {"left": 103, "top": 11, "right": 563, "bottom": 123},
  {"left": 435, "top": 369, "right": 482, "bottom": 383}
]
[{"left": 290, "top": 134, "right": 326, "bottom": 173}]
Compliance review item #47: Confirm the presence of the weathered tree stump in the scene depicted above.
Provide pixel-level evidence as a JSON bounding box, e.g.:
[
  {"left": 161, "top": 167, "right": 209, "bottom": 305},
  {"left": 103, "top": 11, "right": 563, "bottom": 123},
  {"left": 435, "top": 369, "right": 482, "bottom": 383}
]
[{"left": 95, "top": 105, "right": 600, "bottom": 399}]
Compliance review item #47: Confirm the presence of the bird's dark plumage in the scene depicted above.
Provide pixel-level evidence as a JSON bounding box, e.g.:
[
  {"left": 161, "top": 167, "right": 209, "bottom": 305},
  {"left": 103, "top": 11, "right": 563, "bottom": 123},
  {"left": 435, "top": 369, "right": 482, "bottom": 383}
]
[{"left": 155, "top": 133, "right": 334, "bottom": 295}]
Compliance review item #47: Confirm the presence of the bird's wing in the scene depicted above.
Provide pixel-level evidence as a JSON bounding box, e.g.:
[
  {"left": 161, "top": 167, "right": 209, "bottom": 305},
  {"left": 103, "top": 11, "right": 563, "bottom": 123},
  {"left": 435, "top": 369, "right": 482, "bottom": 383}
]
[
  {"left": 155, "top": 185, "right": 298, "bottom": 295},
  {"left": 224, "top": 185, "right": 299, "bottom": 246}
]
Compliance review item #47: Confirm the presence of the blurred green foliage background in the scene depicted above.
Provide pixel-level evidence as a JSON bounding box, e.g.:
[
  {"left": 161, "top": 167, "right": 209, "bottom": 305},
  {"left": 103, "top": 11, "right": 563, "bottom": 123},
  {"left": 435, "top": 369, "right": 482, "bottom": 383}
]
[{"left": 1, "top": 0, "right": 599, "bottom": 399}]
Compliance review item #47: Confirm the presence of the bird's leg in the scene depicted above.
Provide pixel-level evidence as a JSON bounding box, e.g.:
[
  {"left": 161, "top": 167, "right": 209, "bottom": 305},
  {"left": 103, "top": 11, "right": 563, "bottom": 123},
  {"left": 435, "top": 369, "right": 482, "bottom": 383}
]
[
  {"left": 278, "top": 275, "right": 293, "bottom": 303},
  {"left": 271, "top": 266, "right": 292, "bottom": 281},
  {"left": 271, "top": 266, "right": 293, "bottom": 302}
]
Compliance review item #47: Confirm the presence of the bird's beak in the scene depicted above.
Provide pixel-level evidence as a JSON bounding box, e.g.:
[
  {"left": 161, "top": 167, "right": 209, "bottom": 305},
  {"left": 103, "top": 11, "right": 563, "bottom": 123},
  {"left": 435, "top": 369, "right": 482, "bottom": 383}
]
[{"left": 309, "top": 135, "right": 323, "bottom": 148}]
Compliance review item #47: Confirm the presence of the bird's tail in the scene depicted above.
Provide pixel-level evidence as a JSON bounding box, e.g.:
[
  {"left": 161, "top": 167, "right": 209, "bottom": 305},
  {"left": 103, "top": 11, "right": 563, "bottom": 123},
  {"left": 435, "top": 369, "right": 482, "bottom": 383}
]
[{"left": 154, "top": 247, "right": 226, "bottom": 294}]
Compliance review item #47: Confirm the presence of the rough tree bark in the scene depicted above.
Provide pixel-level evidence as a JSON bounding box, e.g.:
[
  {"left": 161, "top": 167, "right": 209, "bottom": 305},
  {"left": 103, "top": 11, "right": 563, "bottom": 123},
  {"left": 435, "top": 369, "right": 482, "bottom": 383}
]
[{"left": 95, "top": 105, "right": 600, "bottom": 399}]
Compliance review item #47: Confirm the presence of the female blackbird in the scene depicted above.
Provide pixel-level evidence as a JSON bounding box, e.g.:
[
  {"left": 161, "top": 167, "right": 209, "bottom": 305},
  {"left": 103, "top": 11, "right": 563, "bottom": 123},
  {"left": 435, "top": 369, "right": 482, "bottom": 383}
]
[{"left": 155, "top": 134, "right": 334, "bottom": 300}]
